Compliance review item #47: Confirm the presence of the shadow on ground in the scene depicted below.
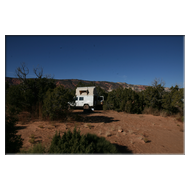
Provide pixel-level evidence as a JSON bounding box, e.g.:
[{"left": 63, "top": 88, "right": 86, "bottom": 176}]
[
  {"left": 113, "top": 143, "right": 133, "bottom": 154},
  {"left": 83, "top": 116, "right": 119, "bottom": 123},
  {"left": 70, "top": 110, "right": 119, "bottom": 123},
  {"left": 72, "top": 109, "right": 102, "bottom": 114},
  {"left": 15, "top": 125, "right": 27, "bottom": 130}
]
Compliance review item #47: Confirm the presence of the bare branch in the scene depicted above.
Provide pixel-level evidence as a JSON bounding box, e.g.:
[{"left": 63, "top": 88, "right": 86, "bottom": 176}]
[
  {"left": 151, "top": 78, "right": 165, "bottom": 87},
  {"left": 33, "top": 65, "right": 43, "bottom": 79},
  {"left": 15, "top": 63, "right": 29, "bottom": 82},
  {"left": 44, "top": 73, "right": 54, "bottom": 79}
]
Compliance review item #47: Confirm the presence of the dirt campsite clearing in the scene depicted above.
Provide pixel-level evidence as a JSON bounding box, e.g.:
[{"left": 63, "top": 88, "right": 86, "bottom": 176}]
[{"left": 16, "top": 109, "right": 184, "bottom": 154}]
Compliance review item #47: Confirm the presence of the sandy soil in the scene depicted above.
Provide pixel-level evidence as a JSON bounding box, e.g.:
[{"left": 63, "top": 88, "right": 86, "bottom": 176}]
[{"left": 16, "top": 109, "right": 184, "bottom": 154}]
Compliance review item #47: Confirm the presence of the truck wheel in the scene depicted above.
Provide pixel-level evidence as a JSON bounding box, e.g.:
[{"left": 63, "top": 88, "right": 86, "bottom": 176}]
[{"left": 83, "top": 104, "right": 89, "bottom": 110}]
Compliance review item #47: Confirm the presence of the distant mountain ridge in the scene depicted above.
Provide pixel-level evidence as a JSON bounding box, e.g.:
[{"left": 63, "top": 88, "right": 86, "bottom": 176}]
[{"left": 5, "top": 77, "right": 170, "bottom": 92}]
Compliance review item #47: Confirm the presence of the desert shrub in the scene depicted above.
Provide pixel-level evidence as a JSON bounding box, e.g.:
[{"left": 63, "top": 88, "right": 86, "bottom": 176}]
[
  {"left": 160, "top": 110, "right": 169, "bottom": 117},
  {"left": 142, "top": 106, "right": 161, "bottom": 116},
  {"left": 181, "top": 116, "right": 184, "bottom": 122},
  {"left": 175, "top": 112, "right": 184, "bottom": 122},
  {"left": 105, "top": 87, "right": 143, "bottom": 114},
  {"left": 6, "top": 84, "right": 25, "bottom": 113},
  {"left": 103, "top": 102, "right": 114, "bottom": 110},
  {"left": 152, "top": 109, "right": 161, "bottom": 116},
  {"left": 162, "top": 85, "right": 184, "bottom": 115},
  {"left": 5, "top": 106, "right": 23, "bottom": 154},
  {"left": 124, "top": 100, "right": 133, "bottom": 113},
  {"left": 43, "top": 86, "right": 74, "bottom": 120},
  {"left": 143, "top": 85, "right": 164, "bottom": 111},
  {"left": 49, "top": 128, "right": 118, "bottom": 153},
  {"left": 20, "top": 143, "right": 47, "bottom": 154}
]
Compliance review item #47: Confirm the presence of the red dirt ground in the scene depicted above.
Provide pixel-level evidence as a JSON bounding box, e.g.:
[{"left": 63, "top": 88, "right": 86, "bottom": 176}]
[{"left": 16, "top": 110, "right": 184, "bottom": 154}]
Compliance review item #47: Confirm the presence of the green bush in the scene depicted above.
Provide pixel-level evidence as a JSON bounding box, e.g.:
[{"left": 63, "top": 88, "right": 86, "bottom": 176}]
[
  {"left": 6, "top": 85, "right": 25, "bottom": 113},
  {"left": 49, "top": 128, "right": 118, "bottom": 153},
  {"left": 143, "top": 85, "right": 164, "bottom": 111},
  {"left": 43, "top": 86, "right": 74, "bottom": 120},
  {"left": 20, "top": 143, "right": 47, "bottom": 154},
  {"left": 104, "top": 87, "right": 143, "bottom": 114},
  {"left": 162, "top": 85, "right": 184, "bottom": 115},
  {"left": 5, "top": 106, "right": 23, "bottom": 154}
]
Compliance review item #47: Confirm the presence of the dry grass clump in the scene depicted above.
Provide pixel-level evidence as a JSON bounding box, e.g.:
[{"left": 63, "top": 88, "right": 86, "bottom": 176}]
[
  {"left": 48, "top": 126, "right": 55, "bottom": 129},
  {"left": 29, "top": 134, "right": 35, "bottom": 144},
  {"left": 99, "top": 122, "right": 105, "bottom": 126},
  {"left": 85, "top": 123, "right": 93, "bottom": 129},
  {"left": 128, "top": 129, "right": 134, "bottom": 134},
  {"left": 130, "top": 140, "right": 134, "bottom": 144},
  {"left": 105, "top": 131, "right": 112, "bottom": 137},
  {"left": 110, "top": 126, "right": 116, "bottom": 131},
  {"left": 140, "top": 132, "right": 151, "bottom": 143},
  {"left": 142, "top": 107, "right": 162, "bottom": 116},
  {"left": 98, "top": 130, "right": 103, "bottom": 135},
  {"left": 142, "top": 107, "right": 156, "bottom": 115},
  {"left": 143, "top": 107, "right": 184, "bottom": 121},
  {"left": 18, "top": 111, "right": 31, "bottom": 124},
  {"left": 160, "top": 110, "right": 169, "bottom": 117},
  {"left": 143, "top": 138, "right": 150, "bottom": 143},
  {"left": 137, "top": 136, "right": 143, "bottom": 140},
  {"left": 175, "top": 113, "right": 184, "bottom": 122}
]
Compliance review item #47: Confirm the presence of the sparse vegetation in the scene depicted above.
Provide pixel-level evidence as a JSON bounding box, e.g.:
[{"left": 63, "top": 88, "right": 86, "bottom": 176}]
[
  {"left": 87, "top": 124, "right": 91, "bottom": 127},
  {"left": 140, "top": 132, "right": 151, "bottom": 143},
  {"left": 5, "top": 106, "right": 23, "bottom": 154},
  {"left": 29, "top": 134, "right": 35, "bottom": 144},
  {"left": 48, "top": 126, "right": 55, "bottom": 129},
  {"left": 143, "top": 138, "right": 150, "bottom": 143},
  {"left": 5, "top": 66, "right": 184, "bottom": 154},
  {"left": 128, "top": 130, "right": 134, "bottom": 134},
  {"left": 180, "top": 128, "right": 184, "bottom": 132},
  {"left": 99, "top": 130, "right": 102, "bottom": 135},
  {"left": 160, "top": 110, "right": 169, "bottom": 117},
  {"left": 20, "top": 143, "right": 47, "bottom": 154},
  {"left": 110, "top": 126, "right": 115, "bottom": 131},
  {"left": 123, "top": 131, "right": 127, "bottom": 135},
  {"left": 103, "top": 78, "right": 184, "bottom": 119},
  {"left": 48, "top": 128, "right": 118, "bottom": 153},
  {"left": 42, "top": 85, "right": 74, "bottom": 120},
  {"left": 105, "top": 131, "right": 112, "bottom": 137}
]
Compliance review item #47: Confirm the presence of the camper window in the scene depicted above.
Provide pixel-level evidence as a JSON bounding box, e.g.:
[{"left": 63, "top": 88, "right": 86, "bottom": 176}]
[{"left": 79, "top": 97, "right": 84, "bottom": 101}]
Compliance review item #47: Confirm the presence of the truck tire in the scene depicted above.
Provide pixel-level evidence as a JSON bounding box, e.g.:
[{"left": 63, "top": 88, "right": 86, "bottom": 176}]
[{"left": 83, "top": 104, "right": 89, "bottom": 110}]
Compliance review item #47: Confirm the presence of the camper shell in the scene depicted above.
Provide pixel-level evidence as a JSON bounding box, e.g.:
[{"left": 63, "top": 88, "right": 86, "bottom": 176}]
[{"left": 69, "top": 86, "right": 104, "bottom": 110}]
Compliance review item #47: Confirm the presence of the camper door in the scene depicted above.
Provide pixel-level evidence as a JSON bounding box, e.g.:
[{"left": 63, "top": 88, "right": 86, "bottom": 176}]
[{"left": 78, "top": 97, "right": 84, "bottom": 107}]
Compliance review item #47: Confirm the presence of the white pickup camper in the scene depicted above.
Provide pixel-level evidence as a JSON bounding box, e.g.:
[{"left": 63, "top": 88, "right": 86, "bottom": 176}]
[{"left": 69, "top": 86, "right": 104, "bottom": 110}]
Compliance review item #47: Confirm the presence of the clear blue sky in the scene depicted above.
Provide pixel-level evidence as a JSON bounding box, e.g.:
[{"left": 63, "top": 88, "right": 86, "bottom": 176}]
[{"left": 5, "top": 35, "right": 184, "bottom": 88}]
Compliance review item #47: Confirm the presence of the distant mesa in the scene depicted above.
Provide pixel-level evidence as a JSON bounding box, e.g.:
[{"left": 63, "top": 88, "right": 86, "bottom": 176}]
[{"left": 5, "top": 77, "right": 170, "bottom": 92}]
